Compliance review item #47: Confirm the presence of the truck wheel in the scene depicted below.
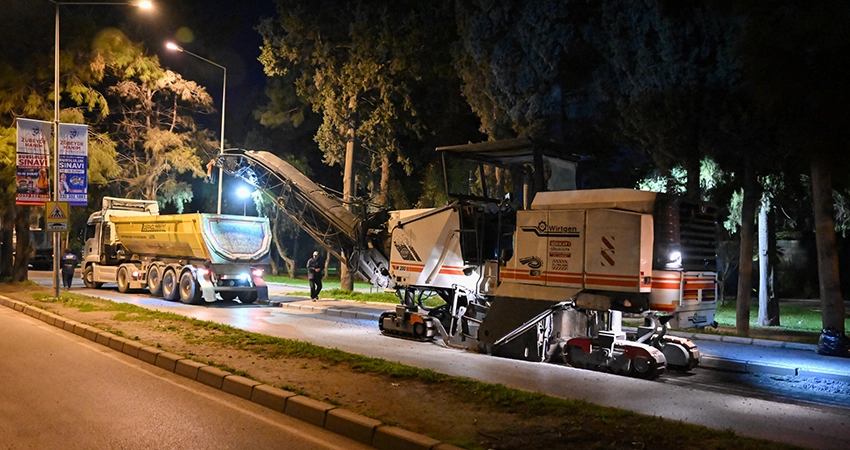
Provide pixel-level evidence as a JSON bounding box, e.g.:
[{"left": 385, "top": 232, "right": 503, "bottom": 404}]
[
  {"left": 220, "top": 292, "right": 238, "bottom": 302},
  {"left": 147, "top": 266, "right": 163, "bottom": 297},
  {"left": 161, "top": 268, "right": 179, "bottom": 301},
  {"left": 83, "top": 265, "right": 103, "bottom": 289},
  {"left": 179, "top": 271, "right": 202, "bottom": 305},
  {"left": 238, "top": 291, "right": 258, "bottom": 304},
  {"left": 117, "top": 267, "right": 130, "bottom": 293}
]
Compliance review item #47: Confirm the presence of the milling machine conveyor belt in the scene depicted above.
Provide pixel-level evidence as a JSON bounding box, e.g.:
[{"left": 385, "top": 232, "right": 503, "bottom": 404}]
[{"left": 216, "top": 148, "right": 392, "bottom": 287}]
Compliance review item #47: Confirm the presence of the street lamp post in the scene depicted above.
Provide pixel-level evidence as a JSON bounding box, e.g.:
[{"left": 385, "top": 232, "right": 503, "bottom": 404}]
[
  {"left": 50, "top": 1, "right": 152, "bottom": 297},
  {"left": 165, "top": 42, "right": 226, "bottom": 215}
]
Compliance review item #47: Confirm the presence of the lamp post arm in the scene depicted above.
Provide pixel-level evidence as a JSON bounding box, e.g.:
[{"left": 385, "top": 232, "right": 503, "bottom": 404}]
[
  {"left": 50, "top": 1, "right": 148, "bottom": 5},
  {"left": 179, "top": 48, "right": 227, "bottom": 71}
]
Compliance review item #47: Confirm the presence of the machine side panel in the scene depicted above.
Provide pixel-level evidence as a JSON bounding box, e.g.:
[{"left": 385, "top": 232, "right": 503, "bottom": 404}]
[
  {"left": 650, "top": 270, "right": 717, "bottom": 328},
  {"left": 545, "top": 210, "right": 585, "bottom": 288},
  {"left": 583, "top": 209, "right": 645, "bottom": 292},
  {"left": 502, "top": 210, "right": 550, "bottom": 286},
  {"left": 532, "top": 188, "right": 658, "bottom": 213},
  {"left": 640, "top": 214, "right": 654, "bottom": 293},
  {"left": 389, "top": 208, "right": 476, "bottom": 291}
]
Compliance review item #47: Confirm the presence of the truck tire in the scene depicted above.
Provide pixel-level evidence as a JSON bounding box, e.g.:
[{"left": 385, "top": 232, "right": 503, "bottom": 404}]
[
  {"left": 117, "top": 267, "right": 130, "bottom": 293},
  {"left": 220, "top": 292, "right": 238, "bottom": 302},
  {"left": 238, "top": 291, "right": 258, "bottom": 304},
  {"left": 147, "top": 265, "right": 163, "bottom": 297},
  {"left": 83, "top": 265, "right": 103, "bottom": 289},
  {"left": 179, "top": 271, "right": 202, "bottom": 305},
  {"left": 161, "top": 268, "right": 179, "bottom": 301}
]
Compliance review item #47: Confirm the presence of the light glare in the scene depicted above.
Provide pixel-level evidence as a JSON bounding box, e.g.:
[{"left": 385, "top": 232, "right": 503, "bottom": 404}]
[{"left": 236, "top": 186, "right": 252, "bottom": 199}]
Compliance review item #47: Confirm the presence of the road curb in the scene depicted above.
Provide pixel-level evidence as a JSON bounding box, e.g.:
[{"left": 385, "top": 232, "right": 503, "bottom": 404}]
[
  {"left": 277, "top": 299, "right": 383, "bottom": 321},
  {"left": 0, "top": 296, "right": 456, "bottom": 450}
]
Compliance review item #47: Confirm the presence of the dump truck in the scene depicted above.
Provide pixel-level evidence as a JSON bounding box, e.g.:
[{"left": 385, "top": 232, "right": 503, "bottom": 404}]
[
  {"left": 217, "top": 138, "right": 717, "bottom": 378},
  {"left": 82, "top": 197, "right": 271, "bottom": 304}
]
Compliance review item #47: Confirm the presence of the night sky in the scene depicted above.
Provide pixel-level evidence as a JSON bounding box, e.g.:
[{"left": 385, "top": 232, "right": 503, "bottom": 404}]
[
  {"left": 0, "top": 0, "right": 278, "bottom": 145},
  {"left": 142, "top": 0, "right": 279, "bottom": 143}
]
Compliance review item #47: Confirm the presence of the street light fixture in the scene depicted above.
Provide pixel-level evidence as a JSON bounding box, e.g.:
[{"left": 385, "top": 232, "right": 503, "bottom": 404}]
[
  {"left": 165, "top": 42, "right": 227, "bottom": 216},
  {"left": 236, "top": 186, "right": 252, "bottom": 216},
  {"left": 50, "top": 0, "right": 152, "bottom": 297}
]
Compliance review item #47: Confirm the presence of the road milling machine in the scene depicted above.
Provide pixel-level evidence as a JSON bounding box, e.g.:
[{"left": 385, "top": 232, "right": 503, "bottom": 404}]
[{"left": 218, "top": 138, "right": 718, "bottom": 379}]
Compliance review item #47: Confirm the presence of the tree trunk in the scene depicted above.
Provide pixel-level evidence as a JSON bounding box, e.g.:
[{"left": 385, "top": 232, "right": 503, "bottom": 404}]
[
  {"left": 377, "top": 155, "right": 390, "bottom": 207},
  {"left": 767, "top": 207, "right": 780, "bottom": 325},
  {"left": 685, "top": 153, "right": 701, "bottom": 201},
  {"left": 810, "top": 155, "right": 845, "bottom": 334},
  {"left": 339, "top": 99, "right": 357, "bottom": 291},
  {"left": 736, "top": 170, "right": 757, "bottom": 337},
  {"left": 12, "top": 206, "right": 30, "bottom": 282},
  {"left": 269, "top": 256, "right": 279, "bottom": 276},
  {"left": 280, "top": 254, "right": 295, "bottom": 278},
  {"left": 0, "top": 206, "right": 14, "bottom": 278},
  {"left": 270, "top": 214, "right": 296, "bottom": 278},
  {"left": 758, "top": 197, "right": 779, "bottom": 326}
]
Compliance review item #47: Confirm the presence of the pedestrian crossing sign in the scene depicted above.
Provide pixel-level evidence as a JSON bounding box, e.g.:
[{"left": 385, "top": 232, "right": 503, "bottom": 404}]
[{"left": 45, "top": 201, "right": 69, "bottom": 232}]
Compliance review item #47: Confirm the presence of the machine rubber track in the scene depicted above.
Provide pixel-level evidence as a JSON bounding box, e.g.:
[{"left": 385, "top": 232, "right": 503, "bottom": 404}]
[{"left": 378, "top": 311, "right": 436, "bottom": 341}]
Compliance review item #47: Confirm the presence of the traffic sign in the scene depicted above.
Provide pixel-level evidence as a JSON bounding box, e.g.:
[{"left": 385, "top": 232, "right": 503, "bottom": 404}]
[{"left": 44, "top": 201, "right": 69, "bottom": 232}]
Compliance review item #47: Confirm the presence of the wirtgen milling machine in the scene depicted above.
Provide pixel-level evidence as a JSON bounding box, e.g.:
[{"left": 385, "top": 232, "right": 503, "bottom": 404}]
[{"left": 218, "top": 138, "right": 717, "bottom": 379}]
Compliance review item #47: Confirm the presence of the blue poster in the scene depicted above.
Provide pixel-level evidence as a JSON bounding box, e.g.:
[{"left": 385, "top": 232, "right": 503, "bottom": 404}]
[{"left": 58, "top": 123, "right": 88, "bottom": 206}]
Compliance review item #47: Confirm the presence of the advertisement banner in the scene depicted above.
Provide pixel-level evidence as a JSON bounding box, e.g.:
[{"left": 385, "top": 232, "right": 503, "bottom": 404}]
[
  {"left": 58, "top": 123, "right": 88, "bottom": 206},
  {"left": 15, "top": 118, "right": 52, "bottom": 206}
]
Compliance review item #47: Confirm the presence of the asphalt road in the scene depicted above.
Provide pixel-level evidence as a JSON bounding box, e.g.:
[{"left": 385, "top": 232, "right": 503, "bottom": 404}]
[
  {"left": 0, "top": 305, "right": 371, "bottom": 450},
  {"left": 20, "top": 272, "right": 850, "bottom": 449}
]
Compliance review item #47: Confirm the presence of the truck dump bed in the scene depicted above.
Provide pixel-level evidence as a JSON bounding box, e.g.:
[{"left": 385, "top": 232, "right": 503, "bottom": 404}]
[{"left": 109, "top": 213, "right": 270, "bottom": 264}]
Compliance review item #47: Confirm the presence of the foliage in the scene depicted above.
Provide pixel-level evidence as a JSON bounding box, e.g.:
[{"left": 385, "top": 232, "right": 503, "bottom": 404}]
[
  {"left": 637, "top": 157, "right": 724, "bottom": 201},
  {"left": 92, "top": 29, "right": 215, "bottom": 210},
  {"left": 600, "top": 0, "right": 744, "bottom": 199},
  {"left": 453, "top": 0, "right": 603, "bottom": 143},
  {"left": 259, "top": 0, "right": 474, "bottom": 207}
]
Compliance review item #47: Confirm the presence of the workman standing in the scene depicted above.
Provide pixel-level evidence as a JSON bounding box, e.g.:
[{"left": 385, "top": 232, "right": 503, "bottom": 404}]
[
  {"left": 307, "top": 251, "right": 323, "bottom": 301},
  {"left": 60, "top": 249, "right": 78, "bottom": 289}
]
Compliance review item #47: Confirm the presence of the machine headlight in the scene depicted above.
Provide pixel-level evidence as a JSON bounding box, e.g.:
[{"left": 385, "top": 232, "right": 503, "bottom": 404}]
[
  {"left": 666, "top": 250, "right": 682, "bottom": 269},
  {"left": 668, "top": 251, "right": 681, "bottom": 263}
]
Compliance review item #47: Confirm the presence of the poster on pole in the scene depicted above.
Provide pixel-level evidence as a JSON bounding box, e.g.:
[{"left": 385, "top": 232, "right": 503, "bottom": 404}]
[
  {"left": 15, "top": 118, "right": 52, "bottom": 206},
  {"left": 58, "top": 123, "right": 88, "bottom": 206}
]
